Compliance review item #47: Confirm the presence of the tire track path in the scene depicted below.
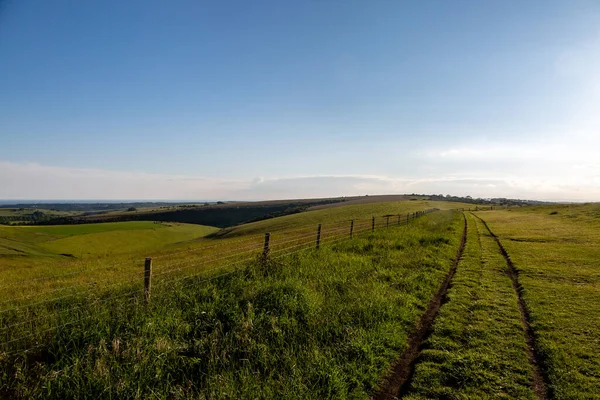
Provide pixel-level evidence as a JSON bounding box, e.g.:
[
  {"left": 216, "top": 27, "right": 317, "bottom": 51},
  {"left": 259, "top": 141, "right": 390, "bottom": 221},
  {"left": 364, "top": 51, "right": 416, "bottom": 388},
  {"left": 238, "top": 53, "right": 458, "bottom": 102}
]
[
  {"left": 473, "top": 213, "right": 549, "bottom": 400},
  {"left": 373, "top": 213, "right": 467, "bottom": 400}
]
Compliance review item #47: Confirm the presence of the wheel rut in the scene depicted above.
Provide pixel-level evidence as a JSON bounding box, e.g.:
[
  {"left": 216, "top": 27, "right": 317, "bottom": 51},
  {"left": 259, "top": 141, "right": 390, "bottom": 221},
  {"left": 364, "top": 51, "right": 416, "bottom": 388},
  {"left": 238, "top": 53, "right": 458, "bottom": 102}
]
[
  {"left": 472, "top": 213, "right": 549, "bottom": 400},
  {"left": 373, "top": 213, "right": 467, "bottom": 400}
]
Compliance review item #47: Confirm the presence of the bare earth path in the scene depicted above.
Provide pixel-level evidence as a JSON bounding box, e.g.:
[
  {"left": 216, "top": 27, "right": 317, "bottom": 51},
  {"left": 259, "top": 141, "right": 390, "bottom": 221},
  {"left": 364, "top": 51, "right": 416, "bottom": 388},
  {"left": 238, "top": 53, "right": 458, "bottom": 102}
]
[
  {"left": 473, "top": 213, "right": 549, "bottom": 399},
  {"left": 373, "top": 213, "right": 467, "bottom": 400}
]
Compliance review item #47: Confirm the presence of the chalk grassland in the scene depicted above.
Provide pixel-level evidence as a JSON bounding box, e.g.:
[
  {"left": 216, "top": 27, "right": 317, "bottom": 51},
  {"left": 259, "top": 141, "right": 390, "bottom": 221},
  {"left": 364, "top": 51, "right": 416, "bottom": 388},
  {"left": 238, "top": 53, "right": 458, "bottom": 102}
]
[
  {"left": 0, "top": 221, "right": 217, "bottom": 257},
  {"left": 0, "top": 222, "right": 218, "bottom": 302},
  {"left": 405, "top": 213, "right": 535, "bottom": 398},
  {"left": 0, "top": 200, "right": 468, "bottom": 305},
  {"left": 474, "top": 205, "right": 600, "bottom": 399},
  {"left": 0, "top": 211, "right": 464, "bottom": 399},
  {"left": 215, "top": 200, "right": 471, "bottom": 238}
]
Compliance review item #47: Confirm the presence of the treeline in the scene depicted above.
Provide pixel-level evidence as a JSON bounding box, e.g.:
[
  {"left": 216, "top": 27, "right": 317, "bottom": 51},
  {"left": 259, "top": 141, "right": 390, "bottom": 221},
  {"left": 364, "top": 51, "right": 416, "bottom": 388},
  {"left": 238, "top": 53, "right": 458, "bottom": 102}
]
[{"left": 0, "top": 211, "right": 52, "bottom": 225}]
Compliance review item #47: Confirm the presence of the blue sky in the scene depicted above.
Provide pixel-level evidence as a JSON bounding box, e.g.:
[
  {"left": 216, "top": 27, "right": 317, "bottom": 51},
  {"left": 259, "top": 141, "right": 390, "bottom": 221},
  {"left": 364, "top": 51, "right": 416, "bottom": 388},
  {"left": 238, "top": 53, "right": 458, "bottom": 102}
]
[{"left": 1, "top": 0, "right": 600, "bottom": 201}]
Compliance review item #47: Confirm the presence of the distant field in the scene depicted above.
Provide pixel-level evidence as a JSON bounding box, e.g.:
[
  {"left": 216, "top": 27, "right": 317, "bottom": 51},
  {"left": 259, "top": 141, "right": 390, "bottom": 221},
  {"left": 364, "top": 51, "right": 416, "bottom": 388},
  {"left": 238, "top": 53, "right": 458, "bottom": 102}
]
[
  {"left": 0, "top": 221, "right": 218, "bottom": 256},
  {"left": 0, "top": 208, "right": 83, "bottom": 225},
  {"left": 0, "top": 221, "right": 218, "bottom": 301},
  {"left": 37, "top": 222, "right": 218, "bottom": 257},
  {"left": 217, "top": 199, "right": 472, "bottom": 238},
  {"left": 308, "top": 194, "right": 421, "bottom": 210},
  {"left": 0, "top": 208, "right": 80, "bottom": 217},
  {"left": 63, "top": 198, "right": 349, "bottom": 227}
]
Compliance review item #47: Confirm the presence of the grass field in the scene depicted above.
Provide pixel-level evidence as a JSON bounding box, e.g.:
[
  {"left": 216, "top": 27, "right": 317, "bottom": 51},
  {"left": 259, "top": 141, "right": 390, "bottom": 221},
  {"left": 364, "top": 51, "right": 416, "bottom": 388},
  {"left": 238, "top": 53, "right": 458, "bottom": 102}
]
[
  {"left": 0, "top": 221, "right": 217, "bottom": 255},
  {"left": 0, "top": 200, "right": 466, "bottom": 305},
  {"left": 472, "top": 205, "right": 600, "bottom": 398},
  {"left": 216, "top": 199, "right": 471, "bottom": 238},
  {"left": 0, "top": 209, "right": 464, "bottom": 399},
  {"left": 2, "top": 200, "right": 598, "bottom": 398},
  {"left": 402, "top": 204, "right": 600, "bottom": 399},
  {"left": 405, "top": 212, "right": 536, "bottom": 398},
  {"left": 0, "top": 221, "right": 218, "bottom": 304}
]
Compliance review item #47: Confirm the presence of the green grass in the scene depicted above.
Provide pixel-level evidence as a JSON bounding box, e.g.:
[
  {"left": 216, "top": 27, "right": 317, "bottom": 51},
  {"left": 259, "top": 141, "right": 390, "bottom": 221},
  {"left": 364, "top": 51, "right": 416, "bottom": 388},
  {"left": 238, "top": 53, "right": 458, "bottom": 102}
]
[
  {"left": 405, "top": 213, "right": 535, "bottom": 399},
  {"left": 0, "top": 221, "right": 214, "bottom": 245},
  {"left": 38, "top": 223, "right": 218, "bottom": 257},
  {"left": 474, "top": 205, "right": 600, "bottom": 399},
  {"left": 0, "top": 222, "right": 218, "bottom": 303},
  {"left": 0, "top": 201, "right": 467, "bottom": 307},
  {"left": 0, "top": 210, "right": 464, "bottom": 399},
  {"left": 0, "top": 221, "right": 218, "bottom": 259},
  {"left": 217, "top": 200, "right": 470, "bottom": 238},
  {"left": 2, "top": 200, "right": 599, "bottom": 398}
]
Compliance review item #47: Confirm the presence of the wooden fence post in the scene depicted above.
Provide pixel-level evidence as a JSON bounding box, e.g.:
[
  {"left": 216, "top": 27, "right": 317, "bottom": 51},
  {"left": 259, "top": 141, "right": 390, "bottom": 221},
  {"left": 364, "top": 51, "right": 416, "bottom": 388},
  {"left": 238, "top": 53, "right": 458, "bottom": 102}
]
[
  {"left": 350, "top": 220, "right": 354, "bottom": 238},
  {"left": 262, "top": 232, "right": 270, "bottom": 263},
  {"left": 144, "top": 257, "right": 152, "bottom": 305},
  {"left": 316, "top": 224, "right": 322, "bottom": 249},
  {"left": 372, "top": 216, "right": 375, "bottom": 232},
  {"left": 386, "top": 215, "right": 390, "bottom": 228},
  {"left": 407, "top": 213, "right": 409, "bottom": 224},
  {"left": 397, "top": 215, "right": 401, "bottom": 226}
]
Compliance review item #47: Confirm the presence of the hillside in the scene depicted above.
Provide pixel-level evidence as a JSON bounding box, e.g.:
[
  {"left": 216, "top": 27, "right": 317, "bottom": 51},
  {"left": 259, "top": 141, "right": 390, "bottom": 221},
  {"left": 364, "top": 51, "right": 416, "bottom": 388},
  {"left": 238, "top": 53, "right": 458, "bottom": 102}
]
[
  {"left": 0, "top": 205, "right": 464, "bottom": 398},
  {"left": 2, "top": 201, "right": 598, "bottom": 398}
]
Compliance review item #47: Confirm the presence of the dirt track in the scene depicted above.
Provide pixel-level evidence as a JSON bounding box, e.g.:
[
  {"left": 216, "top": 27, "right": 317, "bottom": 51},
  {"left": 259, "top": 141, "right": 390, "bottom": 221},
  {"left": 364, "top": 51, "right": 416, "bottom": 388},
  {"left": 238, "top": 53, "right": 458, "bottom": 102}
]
[
  {"left": 373, "top": 212, "right": 467, "bottom": 400},
  {"left": 473, "top": 213, "right": 549, "bottom": 400}
]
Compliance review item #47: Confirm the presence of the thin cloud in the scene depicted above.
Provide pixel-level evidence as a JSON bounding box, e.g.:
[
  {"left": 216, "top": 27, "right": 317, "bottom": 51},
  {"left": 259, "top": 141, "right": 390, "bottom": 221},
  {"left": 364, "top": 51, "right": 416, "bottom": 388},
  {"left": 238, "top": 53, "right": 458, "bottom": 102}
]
[{"left": 1, "top": 161, "right": 598, "bottom": 202}]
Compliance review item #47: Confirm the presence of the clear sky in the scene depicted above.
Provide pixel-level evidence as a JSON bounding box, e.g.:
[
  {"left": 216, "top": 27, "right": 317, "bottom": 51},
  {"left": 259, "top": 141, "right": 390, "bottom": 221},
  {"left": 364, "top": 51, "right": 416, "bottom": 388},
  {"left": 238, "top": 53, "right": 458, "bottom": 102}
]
[{"left": 1, "top": 0, "right": 599, "bottom": 201}]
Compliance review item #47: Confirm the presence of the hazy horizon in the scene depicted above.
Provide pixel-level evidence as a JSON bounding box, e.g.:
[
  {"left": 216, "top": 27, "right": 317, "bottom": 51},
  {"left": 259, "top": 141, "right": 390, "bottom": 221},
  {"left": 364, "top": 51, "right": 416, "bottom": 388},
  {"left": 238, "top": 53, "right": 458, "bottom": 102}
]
[
  {"left": 2, "top": 1, "right": 599, "bottom": 202},
  {"left": 0, "top": 194, "right": 578, "bottom": 205}
]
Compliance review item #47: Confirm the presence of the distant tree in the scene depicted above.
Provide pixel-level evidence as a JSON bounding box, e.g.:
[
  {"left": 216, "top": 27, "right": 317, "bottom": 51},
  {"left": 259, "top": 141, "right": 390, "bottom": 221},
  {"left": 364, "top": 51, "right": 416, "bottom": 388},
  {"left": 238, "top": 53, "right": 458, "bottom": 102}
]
[
  {"left": 31, "top": 211, "right": 47, "bottom": 221},
  {"left": 127, "top": 207, "right": 137, "bottom": 212}
]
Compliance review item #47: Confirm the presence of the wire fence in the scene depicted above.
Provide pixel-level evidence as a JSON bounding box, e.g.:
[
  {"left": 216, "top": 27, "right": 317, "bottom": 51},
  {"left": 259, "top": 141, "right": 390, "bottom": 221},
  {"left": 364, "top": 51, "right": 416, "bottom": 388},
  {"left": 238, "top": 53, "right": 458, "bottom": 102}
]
[{"left": 0, "top": 208, "right": 440, "bottom": 356}]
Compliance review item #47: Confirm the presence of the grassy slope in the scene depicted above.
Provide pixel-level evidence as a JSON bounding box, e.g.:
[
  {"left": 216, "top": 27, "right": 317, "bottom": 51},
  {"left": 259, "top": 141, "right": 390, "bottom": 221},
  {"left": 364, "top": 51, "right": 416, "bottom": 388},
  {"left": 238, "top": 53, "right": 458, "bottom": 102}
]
[
  {"left": 476, "top": 205, "right": 600, "bottom": 399},
  {"left": 217, "top": 200, "right": 470, "bottom": 238},
  {"left": 38, "top": 223, "right": 217, "bottom": 257},
  {"left": 405, "top": 213, "right": 534, "bottom": 399},
  {"left": 0, "top": 201, "right": 468, "bottom": 306},
  {"left": 0, "top": 221, "right": 215, "bottom": 244},
  {"left": 0, "top": 210, "right": 464, "bottom": 399},
  {"left": 0, "top": 222, "right": 218, "bottom": 302}
]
